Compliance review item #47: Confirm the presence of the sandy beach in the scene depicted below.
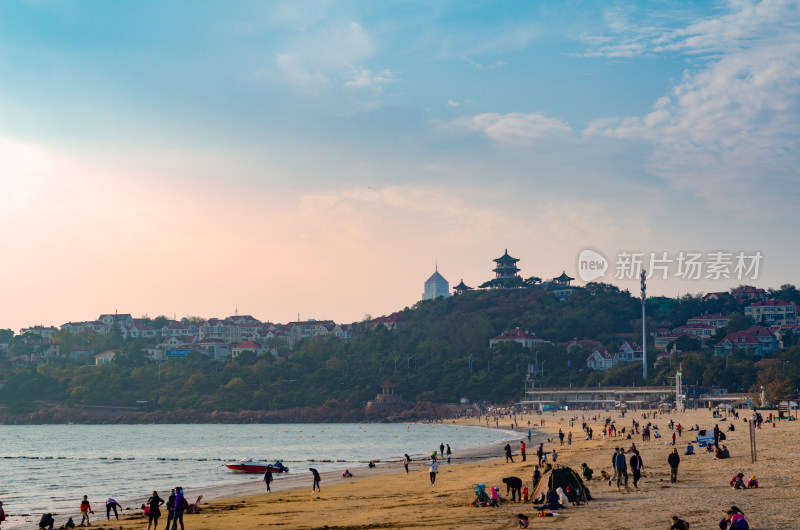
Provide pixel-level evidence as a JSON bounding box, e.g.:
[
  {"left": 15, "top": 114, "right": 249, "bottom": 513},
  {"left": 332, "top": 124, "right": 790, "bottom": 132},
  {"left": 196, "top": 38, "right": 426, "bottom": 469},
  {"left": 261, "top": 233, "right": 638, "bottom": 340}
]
[{"left": 41, "top": 408, "right": 797, "bottom": 529}]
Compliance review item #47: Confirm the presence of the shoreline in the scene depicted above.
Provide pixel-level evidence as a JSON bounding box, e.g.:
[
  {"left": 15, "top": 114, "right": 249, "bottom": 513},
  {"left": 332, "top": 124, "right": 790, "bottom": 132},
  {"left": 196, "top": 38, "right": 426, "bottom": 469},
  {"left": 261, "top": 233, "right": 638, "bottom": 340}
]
[
  {"left": 40, "top": 407, "right": 798, "bottom": 529},
  {"left": 1, "top": 421, "right": 527, "bottom": 529}
]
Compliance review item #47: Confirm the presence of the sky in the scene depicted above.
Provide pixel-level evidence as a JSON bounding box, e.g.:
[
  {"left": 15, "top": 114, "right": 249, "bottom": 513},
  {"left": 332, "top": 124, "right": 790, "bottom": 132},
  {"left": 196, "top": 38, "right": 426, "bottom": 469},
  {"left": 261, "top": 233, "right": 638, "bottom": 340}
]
[{"left": 1, "top": 0, "right": 799, "bottom": 331}]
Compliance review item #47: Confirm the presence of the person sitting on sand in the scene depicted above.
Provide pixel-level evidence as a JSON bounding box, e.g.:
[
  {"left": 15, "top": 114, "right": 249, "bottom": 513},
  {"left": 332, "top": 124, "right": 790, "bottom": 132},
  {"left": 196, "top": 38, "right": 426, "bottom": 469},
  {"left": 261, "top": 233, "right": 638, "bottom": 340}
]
[
  {"left": 534, "top": 489, "right": 562, "bottom": 511},
  {"left": 728, "top": 423, "right": 736, "bottom": 432},
  {"left": 685, "top": 443, "right": 694, "bottom": 455},
  {"left": 556, "top": 487, "right": 569, "bottom": 508},
  {"left": 747, "top": 475, "right": 759, "bottom": 488},
  {"left": 599, "top": 469, "right": 611, "bottom": 481},
  {"left": 581, "top": 463, "right": 593, "bottom": 480},
  {"left": 342, "top": 469, "right": 353, "bottom": 478},
  {"left": 730, "top": 473, "right": 747, "bottom": 489},
  {"left": 517, "top": 513, "right": 530, "bottom": 528},
  {"left": 720, "top": 507, "right": 748, "bottom": 530},
  {"left": 65, "top": 517, "right": 76, "bottom": 529},
  {"left": 670, "top": 515, "right": 690, "bottom": 529}
]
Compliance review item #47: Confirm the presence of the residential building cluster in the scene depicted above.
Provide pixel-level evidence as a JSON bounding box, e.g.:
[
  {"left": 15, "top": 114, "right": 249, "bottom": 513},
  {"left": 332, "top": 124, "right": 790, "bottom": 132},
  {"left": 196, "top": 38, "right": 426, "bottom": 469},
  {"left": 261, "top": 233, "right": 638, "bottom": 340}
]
[{"left": 6, "top": 312, "right": 380, "bottom": 366}]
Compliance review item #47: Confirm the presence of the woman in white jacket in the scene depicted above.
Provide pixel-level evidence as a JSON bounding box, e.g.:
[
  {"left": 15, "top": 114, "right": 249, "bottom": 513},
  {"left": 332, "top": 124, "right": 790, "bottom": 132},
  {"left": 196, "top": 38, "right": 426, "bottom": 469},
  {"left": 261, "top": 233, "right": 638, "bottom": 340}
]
[{"left": 428, "top": 458, "right": 439, "bottom": 486}]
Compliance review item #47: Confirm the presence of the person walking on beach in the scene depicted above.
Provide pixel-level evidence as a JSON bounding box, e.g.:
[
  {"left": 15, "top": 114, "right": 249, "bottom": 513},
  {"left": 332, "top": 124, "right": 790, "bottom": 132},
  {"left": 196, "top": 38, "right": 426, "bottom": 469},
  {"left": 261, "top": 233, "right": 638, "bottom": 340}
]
[
  {"left": 568, "top": 431, "right": 572, "bottom": 446},
  {"left": 264, "top": 467, "right": 273, "bottom": 493},
  {"left": 536, "top": 443, "right": 544, "bottom": 466},
  {"left": 310, "top": 468, "right": 321, "bottom": 492},
  {"left": 559, "top": 429, "right": 564, "bottom": 445},
  {"left": 105, "top": 498, "right": 120, "bottom": 520},
  {"left": 446, "top": 444, "right": 452, "bottom": 464},
  {"left": 171, "top": 486, "right": 186, "bottom": 530},
  {"left": 520, "top": 440, "right": 526, "bottom": 462},
  {"left": 428, "top": 457, "right": 439, "bottom": 487},
  {"left": 504, "top": 443, "right": 514, "bottom": 463},
  {"left": 440, "top": 443, "right": 445, "bottom": 459},
  {"left": 668, "top": 449, "right": 680, "bottom": 484},
  {"left": 146, "top": 491, "right": 163, "bottom": 530},
  {"left": 630, "top": 450, "right": 643, "bottom": 489},
  {"left": 403, "top": 454, "right": 411, "bottom": 474},
  {"left": 0, "top": 501, "right": 5, "bottom": 530},
  {"left": 614, "top": 448, "right": 628, "bottom": 490},
  {"left": 164, "top": 488, "right": 176, "bottom": 530},
  {"left": 79, "top": 495, "right": 93, "bottom": 526}
]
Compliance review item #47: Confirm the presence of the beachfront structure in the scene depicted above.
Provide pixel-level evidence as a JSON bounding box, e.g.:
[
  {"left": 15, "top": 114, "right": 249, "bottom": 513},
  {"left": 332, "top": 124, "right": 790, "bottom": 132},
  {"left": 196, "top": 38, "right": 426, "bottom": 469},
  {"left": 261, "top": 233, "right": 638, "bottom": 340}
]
[
  {"left": 489, "top": 328, "right": 548, "bottom": 350},
  {"left": 422, "top": 266, "right": 451, "bottom": 300},
  {"left": 520, "top": 385, "right": 747, "bottom": 410},
  {"left": 493, "top": 249, "right": 520, "bottom": 279},
  {"left": 744, "top": 300, "right": 799, "bottom": 325}
]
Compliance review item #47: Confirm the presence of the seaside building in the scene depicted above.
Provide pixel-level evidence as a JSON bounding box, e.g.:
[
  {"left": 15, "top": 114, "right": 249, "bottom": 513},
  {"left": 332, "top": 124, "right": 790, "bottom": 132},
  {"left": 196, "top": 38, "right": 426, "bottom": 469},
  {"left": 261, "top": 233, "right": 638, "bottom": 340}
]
[{"left": 422, "top": 266, "right": 451, "bottom": 300}]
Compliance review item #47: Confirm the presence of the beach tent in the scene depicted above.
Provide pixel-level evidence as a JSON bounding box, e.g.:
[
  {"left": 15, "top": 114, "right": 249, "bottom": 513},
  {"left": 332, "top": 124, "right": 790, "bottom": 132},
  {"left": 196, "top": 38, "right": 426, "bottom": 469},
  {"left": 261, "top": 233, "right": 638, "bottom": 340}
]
[{"left": 531, "top": 466, "right": 592, "bottom": 504}]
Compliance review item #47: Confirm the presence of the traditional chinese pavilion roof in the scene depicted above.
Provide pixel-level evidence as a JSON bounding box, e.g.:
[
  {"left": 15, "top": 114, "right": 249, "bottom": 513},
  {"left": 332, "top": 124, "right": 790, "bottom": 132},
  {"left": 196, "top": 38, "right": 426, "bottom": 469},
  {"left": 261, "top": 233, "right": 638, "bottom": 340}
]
[
  {"left": 493, "top": 249, "right": 519, "bottom": 264},
  {"left": 454, "top": 279, "right": 472, "bottom": 291},
  {"left": 554, "top": 271, "right": 574, "bottom": 282}
]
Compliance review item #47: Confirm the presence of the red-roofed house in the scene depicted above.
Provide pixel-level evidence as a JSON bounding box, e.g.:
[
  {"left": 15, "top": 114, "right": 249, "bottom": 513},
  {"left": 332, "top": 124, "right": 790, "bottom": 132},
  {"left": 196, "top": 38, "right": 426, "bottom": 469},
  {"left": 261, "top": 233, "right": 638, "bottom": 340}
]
[
  {"left": 673, "top": 323, "right": 716, "bottom": 339},
  {"left": 731, "top": 286, "right": 767, "bottom": 302},
  {"left": 714, "top": 325, "right": 777, "bottom": 356},
  {"left": 231, "top": 340, "right": 270, "bottom": 358},
  {"left": 744, "top": 300, "right": 799, "bottom": 325},
  {"left": 687, "top": 314, "right": 729, "bottom": 329},
  {"left": 586, "top": 342, "right": 643, "bottom": 370},
  {"left": 489, "top": 328, "right": 548, "bottom": 349},
  {"left": 586, "top": 347, "right": 613, "bottom": 370}
]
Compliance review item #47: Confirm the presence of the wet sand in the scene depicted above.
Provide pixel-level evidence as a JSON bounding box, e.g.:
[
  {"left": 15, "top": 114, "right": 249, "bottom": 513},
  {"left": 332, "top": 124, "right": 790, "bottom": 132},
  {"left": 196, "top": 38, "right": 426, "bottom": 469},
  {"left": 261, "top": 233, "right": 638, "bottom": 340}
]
[{"left": 48, "top": 408, "right": 797, "bottom": 529}]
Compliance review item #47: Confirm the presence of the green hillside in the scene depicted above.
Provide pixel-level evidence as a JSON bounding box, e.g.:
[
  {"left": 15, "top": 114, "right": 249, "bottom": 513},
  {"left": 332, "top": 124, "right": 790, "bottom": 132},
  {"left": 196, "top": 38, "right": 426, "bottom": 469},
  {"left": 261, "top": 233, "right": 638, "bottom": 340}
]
[{"left": 1, "top": 283, "right": 799, "bottom": 414}]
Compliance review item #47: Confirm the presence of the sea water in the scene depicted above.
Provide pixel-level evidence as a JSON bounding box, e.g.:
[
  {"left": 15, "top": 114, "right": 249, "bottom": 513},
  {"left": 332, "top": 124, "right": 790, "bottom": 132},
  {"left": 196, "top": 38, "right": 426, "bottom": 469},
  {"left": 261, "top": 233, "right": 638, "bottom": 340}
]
[{"left": 0, "top": 423, "right": 515, "bottom": 525}]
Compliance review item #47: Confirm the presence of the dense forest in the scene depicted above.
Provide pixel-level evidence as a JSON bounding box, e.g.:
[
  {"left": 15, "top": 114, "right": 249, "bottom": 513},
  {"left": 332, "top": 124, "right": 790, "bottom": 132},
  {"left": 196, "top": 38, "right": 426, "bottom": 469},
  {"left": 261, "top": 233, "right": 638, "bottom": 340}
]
[{"left": 1, "top": 283, "right": 799, "bottom": 415}]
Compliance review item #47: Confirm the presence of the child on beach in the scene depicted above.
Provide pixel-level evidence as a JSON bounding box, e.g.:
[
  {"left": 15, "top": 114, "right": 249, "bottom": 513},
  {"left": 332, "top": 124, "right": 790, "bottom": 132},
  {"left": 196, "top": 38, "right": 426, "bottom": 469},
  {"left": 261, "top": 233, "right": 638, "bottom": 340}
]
[
  {"left": 747, "top": 475, "right": 759, "bottom": 488},
  {"left": 490, "top": 487, "right": 500, "bottom": 507},
  {"left": 517, "top": 513, "right": 530, "bottom": 528},
  {"left": 79, "top": 495, "right": 93, "bottom": 526}
]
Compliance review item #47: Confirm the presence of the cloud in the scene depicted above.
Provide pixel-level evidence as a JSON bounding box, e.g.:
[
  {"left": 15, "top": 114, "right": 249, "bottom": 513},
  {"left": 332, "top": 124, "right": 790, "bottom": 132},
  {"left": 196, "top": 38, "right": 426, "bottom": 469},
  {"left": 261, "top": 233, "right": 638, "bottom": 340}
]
[
  {"left": 343, "top": 65, "right": 396, "bottom": 90},
  {"left": 447, "top": 99, "right": 459, "bottom": 107},
  {"left": 275, "top": 20, "right": 390, "bottom": 89},
  {"left": 584, "top": 0, "right": 800, "bottom": 212},
  {"left": 458, "top": 112, "right": 572, "bottom": 143}
]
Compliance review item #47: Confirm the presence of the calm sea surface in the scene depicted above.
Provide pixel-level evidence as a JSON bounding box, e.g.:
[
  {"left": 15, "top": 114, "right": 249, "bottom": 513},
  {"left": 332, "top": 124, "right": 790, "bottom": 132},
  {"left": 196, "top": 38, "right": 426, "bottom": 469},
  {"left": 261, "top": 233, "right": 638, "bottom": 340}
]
[{"left": 0, "top": 423, "right": 514, "bottom": 525}]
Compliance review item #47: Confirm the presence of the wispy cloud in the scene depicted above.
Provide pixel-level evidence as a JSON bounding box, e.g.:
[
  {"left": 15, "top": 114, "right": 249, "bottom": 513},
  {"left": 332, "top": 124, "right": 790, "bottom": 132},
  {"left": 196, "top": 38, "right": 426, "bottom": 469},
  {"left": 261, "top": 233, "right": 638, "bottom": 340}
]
[
  {"left": 343, "top": 65, "right": 396, "bottom": 91},
  {"left": 275, "top": 21, "right": 389, "bottom": 89},
  {"left": 584, "top": 0, "right": 800, "bottom": 211},
  {"left": 459, "top": 112, "right": 572, "bottom": 143}
]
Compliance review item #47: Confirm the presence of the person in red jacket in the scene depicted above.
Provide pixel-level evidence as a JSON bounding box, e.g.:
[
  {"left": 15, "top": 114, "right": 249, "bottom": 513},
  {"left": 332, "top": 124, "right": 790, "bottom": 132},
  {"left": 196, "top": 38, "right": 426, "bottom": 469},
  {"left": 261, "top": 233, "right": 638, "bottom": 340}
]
[{"left": 79, "top": 495, "right": 93, "bottom": 526}]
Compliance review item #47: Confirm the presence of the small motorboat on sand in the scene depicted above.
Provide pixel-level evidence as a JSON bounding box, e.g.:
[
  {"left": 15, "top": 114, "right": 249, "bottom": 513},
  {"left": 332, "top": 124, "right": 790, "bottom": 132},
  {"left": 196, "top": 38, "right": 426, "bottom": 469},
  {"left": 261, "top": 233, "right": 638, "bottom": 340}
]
[{"left": 225, "top": 458, "right": 289, "bottom": 474}]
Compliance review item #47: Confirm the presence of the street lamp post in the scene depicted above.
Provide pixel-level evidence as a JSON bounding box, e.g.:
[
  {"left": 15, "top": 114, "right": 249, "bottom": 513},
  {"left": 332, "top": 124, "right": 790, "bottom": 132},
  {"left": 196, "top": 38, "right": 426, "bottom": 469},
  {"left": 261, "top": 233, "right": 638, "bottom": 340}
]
[{"left": 640, "top": 269, "right": 648, "bottom": 381}]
